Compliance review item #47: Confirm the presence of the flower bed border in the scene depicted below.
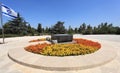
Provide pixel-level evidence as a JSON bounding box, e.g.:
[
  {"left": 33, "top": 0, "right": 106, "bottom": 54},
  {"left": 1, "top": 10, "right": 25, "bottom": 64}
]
[
  {"left": 25, "top": 38, "right": 101, "bottom": 56},
  {"left": 8, "top": 38, "right": 117, "bottom": 71}
]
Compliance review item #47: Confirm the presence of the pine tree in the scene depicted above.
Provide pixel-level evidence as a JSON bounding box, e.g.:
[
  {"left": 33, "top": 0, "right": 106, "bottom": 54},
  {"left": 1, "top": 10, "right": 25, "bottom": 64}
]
[
  {"left": 4, "top": 13, "right": 28, "bottom": 35},
  {"left": 51, "top": 21, "right": 66, "bottom": 34},
  {"left": 74, "top": 28, "right": 78, "bottom": 33},
  {"left": 84, "top": 24, "right": 92, "bottom": 34},
  {"left": 78, "top": 23, "right": 86, "bottom": 34},
  {"left": 27, "top": 24, "right": 32, "bottom": 33},
  {"left": 68, "top": 26, "right": 74, "bottom": 34},
  {"left": 37, "top": 23, "right": 42, "bottom": 33}
]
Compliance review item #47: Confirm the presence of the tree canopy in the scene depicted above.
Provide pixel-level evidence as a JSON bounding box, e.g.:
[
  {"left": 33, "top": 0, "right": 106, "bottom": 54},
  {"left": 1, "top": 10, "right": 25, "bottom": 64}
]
[
  {"left": 3, "top": 13, "right": 37, "bottom": 36},
  {"left": 0, "top": 14, "right": 120, "bottom": 37},
  {"left": 51, "top": 21, "right": 66, "bottom": 34}
]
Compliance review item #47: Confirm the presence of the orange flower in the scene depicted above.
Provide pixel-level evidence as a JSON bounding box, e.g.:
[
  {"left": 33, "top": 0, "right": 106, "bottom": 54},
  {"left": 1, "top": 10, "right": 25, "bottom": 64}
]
[
  {"left": 29, "top": 38, "right": 46, "bottom": 42},
  {"left": 24, "top": 43, "right": 50, "bottom": 54},
  {"left": 73, "top": 38, "right": 101, "bottom": 49},
  {"left": 25, "top": 38, "right": 101, "bottom": 56}
]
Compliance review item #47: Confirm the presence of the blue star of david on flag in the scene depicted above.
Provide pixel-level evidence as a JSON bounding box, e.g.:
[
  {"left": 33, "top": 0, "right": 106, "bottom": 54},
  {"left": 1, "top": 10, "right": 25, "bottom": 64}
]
[{"left": 1, "top": 4, "right": 17, "bottom": 18}]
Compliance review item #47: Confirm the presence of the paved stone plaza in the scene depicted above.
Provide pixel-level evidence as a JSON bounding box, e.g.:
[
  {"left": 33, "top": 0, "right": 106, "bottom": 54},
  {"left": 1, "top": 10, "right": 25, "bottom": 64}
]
[{"left": 0, "top": 35, "right": 120, "bottom": 73}]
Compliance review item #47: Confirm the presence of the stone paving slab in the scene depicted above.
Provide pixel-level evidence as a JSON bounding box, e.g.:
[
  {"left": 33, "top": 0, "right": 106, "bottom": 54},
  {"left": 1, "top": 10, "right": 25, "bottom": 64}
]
[
  {"left": 0, "top": 35, "right": 120, "bottom": 73},
  {"left": 8, "top": 38, "right": 116, "bottom": 71}
]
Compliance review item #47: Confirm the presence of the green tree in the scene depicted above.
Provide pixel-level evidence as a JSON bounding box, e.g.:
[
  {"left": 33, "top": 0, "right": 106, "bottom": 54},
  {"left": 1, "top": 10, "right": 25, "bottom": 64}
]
[
  {"left": 100, "top": 22, "right": 108, "bottom": 34},
  {"left": 31, "top": 27, "right": 38, "bottom": 36},
  {"left": 45, "top": 27, "right": 49, "bottom": 33},
  {"left": 42, "top": 28, "right": 45, "bottom": 33},
  {"left": 68, "top": 26, "right": 74, "bottom": 34},
  {"left": 74, "top": 27, "right": 78, "bottom": 33},
  {"left": 27, "top": 24, "right": 33, "bottom": 35},
  {"left": 4, "top": 13, "right": 28, "bottom": 35},
  {"left": 0, "top": 28, "right": 2, "bottom": 34},
  {"left": 42, "top": 27, "right": 51, "bottom": 34},
  {"left": 51, "top": 21, "right": 66, "bottom": 34},
  {"left": 92, "top": 22, "right": 120, "bottom": 34},
  {"left": 116, "top": 27, "right": 120, "bottom": 34},
  {"left": 84, "top": 24, "right": 92, "bottom": 34},
  {"left": 78, "top": 23, "right": 86, "bottom": 34},
  {"left": 78, "top": 25, "right": 82, "bottom": 33},
  {"left": 48, "top": 27, "right": 51, "bottom": 34},
  {"left": 93, "top": 26, "right": 98, "bottom": 34},
  {"left": 37, "top": 23, "right": 42, "bottom": 33},
  {"left": 107, "top": 24, "right": 116, "bottom": 34}
]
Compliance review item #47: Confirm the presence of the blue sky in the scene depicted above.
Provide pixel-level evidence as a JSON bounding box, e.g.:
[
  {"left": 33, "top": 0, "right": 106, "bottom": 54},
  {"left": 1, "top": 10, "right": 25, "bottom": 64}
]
[{"left": 1, "top": 0, "right": 120, "bottom": 28}]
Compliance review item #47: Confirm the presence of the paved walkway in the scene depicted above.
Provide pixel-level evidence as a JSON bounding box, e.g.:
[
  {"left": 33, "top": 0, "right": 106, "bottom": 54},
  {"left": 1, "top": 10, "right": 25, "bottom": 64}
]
[{"left": 0, "top": 35, "right": 120, "bottom": 73}]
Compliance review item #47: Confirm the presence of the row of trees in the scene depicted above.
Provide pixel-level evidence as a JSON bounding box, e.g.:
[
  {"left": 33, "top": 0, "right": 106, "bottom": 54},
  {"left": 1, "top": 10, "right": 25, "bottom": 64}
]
[
  {"left": 0, "top": 14, "right": 38, "bottom": 36},
  {"left": 37, "top": 21, "right": 120, "bottom": 34},
  {"left": 0, "top": 14, "right": 120, "bottom": 36}
]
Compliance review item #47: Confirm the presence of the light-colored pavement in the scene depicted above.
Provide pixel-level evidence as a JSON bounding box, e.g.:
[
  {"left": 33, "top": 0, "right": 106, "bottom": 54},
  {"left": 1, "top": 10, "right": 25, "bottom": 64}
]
[
  {"left": 8, "top": 38, "right": 117, "bottom": 71},
  {"left": 0, "top": 35, "right": 120, "bottom": 73}
]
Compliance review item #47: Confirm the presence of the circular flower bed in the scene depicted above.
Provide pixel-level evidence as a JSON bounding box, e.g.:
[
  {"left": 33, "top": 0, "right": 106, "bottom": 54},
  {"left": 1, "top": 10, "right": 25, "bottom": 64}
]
[
  {"left": 29, "top": 38, "right": 46, "bottom": 42},
  {"left": 25, "top": 38, "right": 101, "bottom": 56}
]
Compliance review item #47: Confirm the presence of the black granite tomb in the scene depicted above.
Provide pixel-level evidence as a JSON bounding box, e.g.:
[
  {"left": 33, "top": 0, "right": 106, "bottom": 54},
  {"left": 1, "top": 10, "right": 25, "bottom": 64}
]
[{"left": 51, "top": 34, "right": 73, "bottom": 43}]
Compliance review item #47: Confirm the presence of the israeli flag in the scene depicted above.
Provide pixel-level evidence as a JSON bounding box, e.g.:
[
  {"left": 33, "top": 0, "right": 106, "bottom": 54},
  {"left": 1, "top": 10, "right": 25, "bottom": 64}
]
[{"left": 1, "top": 4, "right": 17, "bottom": 18}]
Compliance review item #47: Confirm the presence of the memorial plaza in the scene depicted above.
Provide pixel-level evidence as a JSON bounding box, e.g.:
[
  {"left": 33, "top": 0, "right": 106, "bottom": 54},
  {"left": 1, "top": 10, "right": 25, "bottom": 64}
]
[{"left": 0, "top": 34, "right": 120, "bottom": 73}]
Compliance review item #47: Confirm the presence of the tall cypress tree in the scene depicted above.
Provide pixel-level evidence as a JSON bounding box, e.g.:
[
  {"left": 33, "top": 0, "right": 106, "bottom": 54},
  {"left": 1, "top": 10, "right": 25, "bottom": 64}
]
[{"left": 37, "top": 23, "right": 42, "bottom": 33}]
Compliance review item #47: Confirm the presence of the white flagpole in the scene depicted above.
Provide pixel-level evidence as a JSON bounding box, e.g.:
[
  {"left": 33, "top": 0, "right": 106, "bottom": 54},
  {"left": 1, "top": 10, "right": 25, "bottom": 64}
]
[{"left": 0, "top": 2, "right": 5, "bottom": 44}]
